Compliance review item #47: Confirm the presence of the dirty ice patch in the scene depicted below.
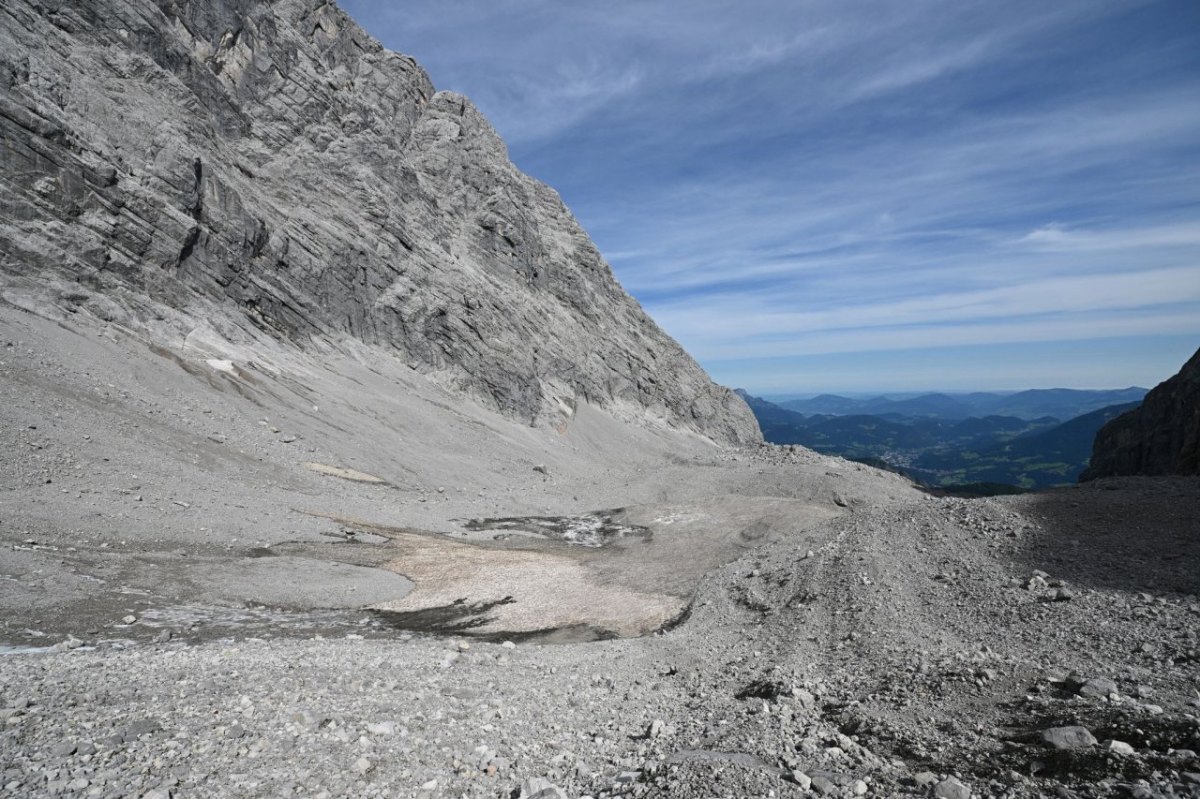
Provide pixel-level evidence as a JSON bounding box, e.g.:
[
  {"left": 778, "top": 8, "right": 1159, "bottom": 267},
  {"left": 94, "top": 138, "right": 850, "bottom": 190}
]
[{"left": 461, "top": 511, "right": 650, "bottom": 548}]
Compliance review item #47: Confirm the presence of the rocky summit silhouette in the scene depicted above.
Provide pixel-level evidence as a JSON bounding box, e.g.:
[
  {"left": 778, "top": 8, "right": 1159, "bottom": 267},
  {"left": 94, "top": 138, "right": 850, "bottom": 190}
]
[
  {"left": 1082, "top": 346, "right": 1200, "bottom": 480},
  {"left": 0, "top": 0, "right": 758, "bottom": 445}
]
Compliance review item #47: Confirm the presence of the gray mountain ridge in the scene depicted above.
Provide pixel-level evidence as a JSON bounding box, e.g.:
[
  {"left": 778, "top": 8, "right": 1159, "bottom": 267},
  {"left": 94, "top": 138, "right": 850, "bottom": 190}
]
[
  {"left": 1081, "top": 347, "right": 1200, "bottom": 480},
  {"left": 774, "top": 387, "right": 1149, "bottom": 421},
  {"left": 0, "top": 0, "right": 758, "bottom": 445}
]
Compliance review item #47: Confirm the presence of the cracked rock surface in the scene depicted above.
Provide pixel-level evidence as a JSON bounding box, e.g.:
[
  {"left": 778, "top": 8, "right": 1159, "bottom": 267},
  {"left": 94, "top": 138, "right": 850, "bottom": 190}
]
[{"left": 0, "top": 0, "right": 758, "bottom": 445}]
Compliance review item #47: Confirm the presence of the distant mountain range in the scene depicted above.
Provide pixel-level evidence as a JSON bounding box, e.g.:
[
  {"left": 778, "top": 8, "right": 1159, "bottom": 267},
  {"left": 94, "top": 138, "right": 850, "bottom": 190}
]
[
  {"left": 772, "top": 388, "right": 1147, "bottom": 421},
  {"left": 910, "top": 401, "right": 1142, "bottom": 487},
  {"left": 737, "top": 388, "right": 1147, "bottom": 490}
]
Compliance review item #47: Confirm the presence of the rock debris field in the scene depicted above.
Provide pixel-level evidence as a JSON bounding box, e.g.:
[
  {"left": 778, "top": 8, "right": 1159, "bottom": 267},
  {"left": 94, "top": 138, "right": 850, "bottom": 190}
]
[{"left": 1, "top": 308, "right": 1199, "bottom": 798}]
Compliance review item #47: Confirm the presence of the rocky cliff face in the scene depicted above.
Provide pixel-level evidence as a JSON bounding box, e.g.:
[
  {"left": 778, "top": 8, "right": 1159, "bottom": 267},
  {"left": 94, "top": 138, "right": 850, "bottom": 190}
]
[
  {"left": 1081, "top": 347, "right": 1200, "bottom": 480},
  {"left": 0, "top": 0, "right": 759, "bottom": 444}
]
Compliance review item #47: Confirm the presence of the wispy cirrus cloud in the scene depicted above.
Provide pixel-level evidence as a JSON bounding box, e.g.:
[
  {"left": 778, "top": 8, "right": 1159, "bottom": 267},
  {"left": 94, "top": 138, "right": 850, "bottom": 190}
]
[
  {"left": 1018, "top": 222, "right": 1200, "bottom": 251},
  {"left": 652, "top": 267, "right": 1200, "bottom": 357},
  {"left": 340, "top": 0, "right": 1200, "bottom": 392}
]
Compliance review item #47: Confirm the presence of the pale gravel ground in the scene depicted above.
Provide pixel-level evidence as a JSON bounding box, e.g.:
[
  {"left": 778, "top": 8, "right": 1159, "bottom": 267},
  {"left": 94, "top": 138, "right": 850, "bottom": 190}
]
[
  {"left": 2, "top": 304, "right": 1199, "bottom": 799},
  {"left": 0, "top": 303, "right": 911, "bottom": 643}
]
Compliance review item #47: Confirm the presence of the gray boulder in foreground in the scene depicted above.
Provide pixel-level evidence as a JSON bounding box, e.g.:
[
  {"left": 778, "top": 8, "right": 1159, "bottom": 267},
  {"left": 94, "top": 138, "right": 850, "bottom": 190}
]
[
  {"left": 0, "top": 0, "right": 759, "bottom": 445},
  {"left": 1040, "top": 725, "right": 1098, "bottom": 750}
]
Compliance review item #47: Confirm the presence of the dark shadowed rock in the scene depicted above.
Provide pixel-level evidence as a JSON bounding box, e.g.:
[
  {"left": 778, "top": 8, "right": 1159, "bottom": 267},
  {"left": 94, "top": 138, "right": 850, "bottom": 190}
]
[
  {"left": 1082, "top": 348, "right": 1200, "bottom": 480},
  {"left": 0, "top": 0, "right": 759, "bottom": 445}
]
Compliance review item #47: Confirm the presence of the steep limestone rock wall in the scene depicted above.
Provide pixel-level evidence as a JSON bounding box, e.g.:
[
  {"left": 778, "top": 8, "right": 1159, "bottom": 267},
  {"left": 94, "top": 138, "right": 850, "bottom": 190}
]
[
  {"left": 1081, "top": 347, "right": 1200, "bottom": 480},
  {"left": 0, "top": 0, "right": 760, "bottom": 444}
]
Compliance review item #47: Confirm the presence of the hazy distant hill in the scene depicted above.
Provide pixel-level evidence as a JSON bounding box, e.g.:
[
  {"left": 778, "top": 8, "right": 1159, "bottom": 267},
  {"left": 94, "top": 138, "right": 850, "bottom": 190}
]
[
  {"left": 913, "top": 401, "right": 1142, "bottom": 487},
  {"left": 739, "top": 390, "right": 1143, "bottom": 489},
  {"left": 779, "top": 388, "right": 1147, "bottom": 421},
  {"left": 983, "top": 388, "right": 1147, "bottom": 420}
]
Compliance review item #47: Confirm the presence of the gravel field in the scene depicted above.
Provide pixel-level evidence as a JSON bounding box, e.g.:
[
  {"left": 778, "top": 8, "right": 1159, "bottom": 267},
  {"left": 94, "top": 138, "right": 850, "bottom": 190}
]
[{"left": 2, "top": 306, "right": 1199, "bottom": 798}]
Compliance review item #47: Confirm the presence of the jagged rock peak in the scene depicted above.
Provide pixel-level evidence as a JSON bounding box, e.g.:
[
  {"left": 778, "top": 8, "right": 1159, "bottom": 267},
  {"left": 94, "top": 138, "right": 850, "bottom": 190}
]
[
  {"left": 0, "top": 0, "right": 760, "bottom": 445},
  {"left": 1081, "top": 347, "right": 1200, "bottom": 480}
]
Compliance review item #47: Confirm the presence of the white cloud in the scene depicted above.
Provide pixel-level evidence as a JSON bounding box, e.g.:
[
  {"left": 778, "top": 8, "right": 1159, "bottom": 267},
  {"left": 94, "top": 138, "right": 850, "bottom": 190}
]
[
  {"left": 648, "top": 264, "right": 1200, "bottom": 360},
  {"left": 1018, "top": 222, "right": 1200, "bottom": 252},
  {"left": 670, "top": 307, "right": 1200, "bottom": 361},
  {"left": 341, "top": 0, "right": 1200, "bottom": 389},
  {"left": 490, "top": 62, "right": 645, "bottom": 143}
]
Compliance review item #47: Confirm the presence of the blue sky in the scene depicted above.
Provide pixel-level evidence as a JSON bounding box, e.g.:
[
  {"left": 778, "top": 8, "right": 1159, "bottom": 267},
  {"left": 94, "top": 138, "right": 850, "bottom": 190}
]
[{"left": 339, "top": 0, "right": 1200, "bottom": 394}]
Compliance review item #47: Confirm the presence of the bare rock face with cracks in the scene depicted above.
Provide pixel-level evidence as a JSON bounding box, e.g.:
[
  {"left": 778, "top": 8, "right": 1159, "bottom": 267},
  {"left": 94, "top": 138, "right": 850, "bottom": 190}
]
[
  {"left": 0, "top": 0, "right": 758, "bottom": 445},
  {"left": 1082, "top": 346, "right": 1200, "bottom": 480}
]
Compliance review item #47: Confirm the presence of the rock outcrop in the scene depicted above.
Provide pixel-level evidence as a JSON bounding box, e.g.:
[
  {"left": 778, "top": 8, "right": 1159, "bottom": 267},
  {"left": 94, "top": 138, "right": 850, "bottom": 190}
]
[
  {"left": 0, "top": 0, "right": 759, "bottom": 444},
  {"left": 1081, "top": 347, "right": 1200, "bottom": 480}
]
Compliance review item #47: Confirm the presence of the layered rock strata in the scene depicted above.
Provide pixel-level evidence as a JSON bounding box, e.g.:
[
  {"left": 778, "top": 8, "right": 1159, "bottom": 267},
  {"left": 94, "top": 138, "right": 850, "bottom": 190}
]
[{"left": 0, "top": 0, "right": 759, "bottom": 444}]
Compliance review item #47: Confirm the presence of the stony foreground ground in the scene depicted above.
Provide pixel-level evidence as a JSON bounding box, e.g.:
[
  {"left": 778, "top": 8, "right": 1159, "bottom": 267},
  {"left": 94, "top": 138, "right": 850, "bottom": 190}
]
[
  {"left": 1, "top": 309, "right": 1198, "bottom": 798},
  {"left": 3, "top": 476, "right": 1198, "bottom": 799}
]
